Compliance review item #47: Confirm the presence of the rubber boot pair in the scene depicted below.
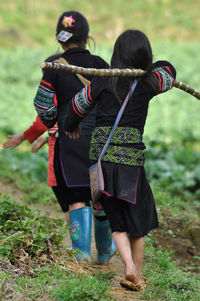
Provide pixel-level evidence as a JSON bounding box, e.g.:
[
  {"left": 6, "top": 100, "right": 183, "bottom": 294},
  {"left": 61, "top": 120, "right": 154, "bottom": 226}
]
[
  {"left": 69, "top": 206, "right": 116, "bottom": 264},
  {"left": 69, "top": 206, "right": 92, "bottom": 263},
  {"left": 93, "top": 210, "right": 116, "bottom": 265}
]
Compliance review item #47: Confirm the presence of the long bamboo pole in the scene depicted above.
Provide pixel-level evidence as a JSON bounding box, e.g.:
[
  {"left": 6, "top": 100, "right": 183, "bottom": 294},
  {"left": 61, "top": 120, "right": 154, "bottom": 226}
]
[{"left": 40, "top": 62, "right": 200, "bottom": 100}]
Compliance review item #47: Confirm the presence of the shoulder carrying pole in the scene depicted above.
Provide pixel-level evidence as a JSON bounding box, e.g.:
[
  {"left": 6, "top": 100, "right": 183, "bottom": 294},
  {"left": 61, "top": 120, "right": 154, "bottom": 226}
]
[{"left": 40, "top": 62, "right": 200, "bottom": 101}]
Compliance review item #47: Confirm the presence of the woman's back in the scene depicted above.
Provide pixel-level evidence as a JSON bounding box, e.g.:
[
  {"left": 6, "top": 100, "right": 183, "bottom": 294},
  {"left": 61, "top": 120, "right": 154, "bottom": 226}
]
[
  {"left": 42, "top": 47, "right": 108, "bottom": 134},
  {"left": 89, "top": 60, "right": 176, "bottom": 133}
]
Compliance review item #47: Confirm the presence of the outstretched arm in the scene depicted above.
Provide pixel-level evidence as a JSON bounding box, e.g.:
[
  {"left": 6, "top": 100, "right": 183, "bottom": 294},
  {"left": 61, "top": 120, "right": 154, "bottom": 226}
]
[
  {"left": 3, "top": 116, "right": 47, "bottom": 149},
  {"left": 3, "top": 133, "right": 26, "bottom": 149},
  {"left": 24, "top": 116, "right": 47, "bottom": 143}
]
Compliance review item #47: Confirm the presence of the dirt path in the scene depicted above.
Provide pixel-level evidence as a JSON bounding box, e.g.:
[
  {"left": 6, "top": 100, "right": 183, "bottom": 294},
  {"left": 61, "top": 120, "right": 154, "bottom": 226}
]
[
  {"left": 0, "top": 180, "right": 146, "bottom": 300},
  {"left": 1, "top": 180, "right": 199, "bottom": 300}
]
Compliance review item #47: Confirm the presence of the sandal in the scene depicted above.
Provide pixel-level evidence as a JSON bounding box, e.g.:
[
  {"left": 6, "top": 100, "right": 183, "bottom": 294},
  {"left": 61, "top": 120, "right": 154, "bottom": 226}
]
[
  {"left": 141, "top": 276, "right": 147, "bottom": 287},
  {"left": 120, "top": 279, "right": 145, "bottom": 292}
]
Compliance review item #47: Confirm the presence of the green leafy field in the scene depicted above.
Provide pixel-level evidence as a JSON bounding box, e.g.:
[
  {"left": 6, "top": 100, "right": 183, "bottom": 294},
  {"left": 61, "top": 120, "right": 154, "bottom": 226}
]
[
  {"left": 1, "top": 0, "right": 200, "bottom": 47},
  {"left": 1, "top": 41, "right": 200, "bottom": 142}
]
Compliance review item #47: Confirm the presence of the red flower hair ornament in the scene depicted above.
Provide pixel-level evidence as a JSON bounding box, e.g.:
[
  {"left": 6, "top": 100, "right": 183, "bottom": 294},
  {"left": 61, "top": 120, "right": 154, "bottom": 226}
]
[{"left": 62, "top": 15, "right": 75, "bottom": 28}]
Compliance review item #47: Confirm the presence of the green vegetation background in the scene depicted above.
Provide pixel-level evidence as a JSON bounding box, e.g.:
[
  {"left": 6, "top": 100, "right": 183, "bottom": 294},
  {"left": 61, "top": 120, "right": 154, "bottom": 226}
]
[{"left": 1, "top": 0, "right": 200, "bottom": 143}]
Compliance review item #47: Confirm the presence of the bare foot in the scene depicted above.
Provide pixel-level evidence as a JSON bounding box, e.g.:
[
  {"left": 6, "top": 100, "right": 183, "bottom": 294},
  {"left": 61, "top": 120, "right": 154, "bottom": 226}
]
[
  {"left": 124, "top": 264, "right": 140, "bottom": 285},
  {"left": 125, "top": 273, "right": 140, "bottom": 285}
]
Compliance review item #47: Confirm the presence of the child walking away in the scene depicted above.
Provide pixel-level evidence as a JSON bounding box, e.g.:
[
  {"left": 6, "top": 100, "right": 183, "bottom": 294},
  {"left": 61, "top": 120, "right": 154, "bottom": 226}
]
[
  {"left": 64, "top": 29, "right": 176, "bottom": 290},
  {"left": 34, "top": 10, "right": 116, "bottom": 263}
]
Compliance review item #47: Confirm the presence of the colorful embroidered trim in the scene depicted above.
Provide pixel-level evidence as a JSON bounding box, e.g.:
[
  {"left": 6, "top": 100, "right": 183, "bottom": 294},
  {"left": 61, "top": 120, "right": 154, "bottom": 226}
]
[
  {"left": 62, "top": 15, "right": 75, "bottom": 28},
  {"left": 72, "top": 84, "right": 94, "bottom": 118},
  {"left": 34, "top": 80, "right": 57, "bottom": 127},
  {"left": 48, "top": 123, "right": 58, "bottom": 136},
  {"left": 153, "top": 66, "right": 174, "bottom": 93},
  {"left": 57, "top": 31, "right": 73, "bottom": 42},
  {"left": 90, "top": 126, "right": 145, "bottom": 166}
]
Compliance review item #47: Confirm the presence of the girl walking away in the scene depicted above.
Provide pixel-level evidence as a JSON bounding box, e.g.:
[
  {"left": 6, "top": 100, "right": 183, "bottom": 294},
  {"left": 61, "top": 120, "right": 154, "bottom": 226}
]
[
  {"left": 64, "top": 29, "right": 176, "bottom": 290},
  {"left": 34, "top": 11, "right": 116, "bottom": 263}
]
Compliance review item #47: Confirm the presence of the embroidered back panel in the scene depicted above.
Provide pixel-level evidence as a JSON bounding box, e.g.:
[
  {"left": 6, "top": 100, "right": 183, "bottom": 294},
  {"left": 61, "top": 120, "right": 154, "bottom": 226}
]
[{"left": 90, "top": 126, "right": 145, "bottom": 166}]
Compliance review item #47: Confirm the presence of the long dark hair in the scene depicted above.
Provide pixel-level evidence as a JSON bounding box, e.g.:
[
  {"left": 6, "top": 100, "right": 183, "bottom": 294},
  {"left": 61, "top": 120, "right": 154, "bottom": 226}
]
[{"left": 110, "top": 29, "right": 153, "bottom": 103}]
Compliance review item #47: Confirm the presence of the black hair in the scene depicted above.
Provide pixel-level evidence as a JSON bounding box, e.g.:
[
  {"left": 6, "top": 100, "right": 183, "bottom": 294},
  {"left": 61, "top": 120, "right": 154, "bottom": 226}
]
[
  {"left": 110, "top": 29, "right": 153, "bottom": 103},
  {"left": 56, "top": 11, "right": 89, "bottom": 47}
]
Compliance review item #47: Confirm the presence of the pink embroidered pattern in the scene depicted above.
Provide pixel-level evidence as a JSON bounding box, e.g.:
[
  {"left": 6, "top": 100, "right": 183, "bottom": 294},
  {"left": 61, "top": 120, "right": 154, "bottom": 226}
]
[
  {"left": 62, "top": 16, "right": 75, "bottom": 28},
  {"left": 70, "top": 222, "right": 80, "bottom": 240}
]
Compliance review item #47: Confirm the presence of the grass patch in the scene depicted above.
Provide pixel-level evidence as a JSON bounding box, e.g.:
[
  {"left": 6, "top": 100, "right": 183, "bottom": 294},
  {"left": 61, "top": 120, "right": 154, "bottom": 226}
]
[
  {"left": 12, "top": 267, "right": 114, "bottom": 301},
  {"left": 1, "top": 0, "right": 200, "bottom": 48},
  {"left": 0, "top": 194, "right": 114, "bottom": 300},
  {"left": 142, "top": 236, "right": 200, "bottom": 301},
  {"left": 0, "top": 193, "right": 66, "bottom": 262},
  {"left": 0, "top": 188, "right": 199, "bottom": 300},
  {"left": 50, "top": 273, "right": 113, "bottom": 301},
  {"left": 0, "top": 147, "right": 55, "bottom": 205}
]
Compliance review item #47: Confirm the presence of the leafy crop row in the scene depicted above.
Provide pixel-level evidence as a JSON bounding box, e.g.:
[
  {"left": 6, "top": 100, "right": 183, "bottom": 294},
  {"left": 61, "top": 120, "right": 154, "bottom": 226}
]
[
  {"left": 145, "top": 139, "right": 200, "bottom": 201},
  {"left": 0, "top": 194, "right": 66, "bottom": 262}
]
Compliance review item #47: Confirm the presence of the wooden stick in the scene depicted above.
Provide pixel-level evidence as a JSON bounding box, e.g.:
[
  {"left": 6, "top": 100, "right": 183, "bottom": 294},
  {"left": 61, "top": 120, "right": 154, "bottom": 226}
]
[{"left": 40, "top": 62, "right": 200, "bottom": 100}]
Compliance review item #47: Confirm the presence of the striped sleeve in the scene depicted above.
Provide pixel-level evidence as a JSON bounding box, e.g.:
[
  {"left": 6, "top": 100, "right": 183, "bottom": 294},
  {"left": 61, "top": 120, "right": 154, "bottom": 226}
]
[
  {"left": 152, "top": 61, "right": 176, "bottom": 94},
  {"left": 64, "top": 77, "right": 106, "bottom": 132},
  {"left": 34, "top": 79, "right": 57, "bottom": 128},
  {"left": 72, "top": 84, "right": 95, "bottom": 118},
  {"left": 64, "top": 84, "right": 95, "bottom": 132}
]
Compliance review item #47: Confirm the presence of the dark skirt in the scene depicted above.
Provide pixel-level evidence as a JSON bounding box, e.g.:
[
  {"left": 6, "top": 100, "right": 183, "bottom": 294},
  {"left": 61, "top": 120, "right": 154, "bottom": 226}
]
[
  {"left": 59, "top": 133, "right": 91, "bottom": 187},
  {"left": 51, "top": 186, "right": 69, "bottom": 212},
  {"left": 99, "top": 162, "right": 159, "bottom": 237},
  {"left": 53, "top": 137, "right": 91, "bottom": 209}
]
